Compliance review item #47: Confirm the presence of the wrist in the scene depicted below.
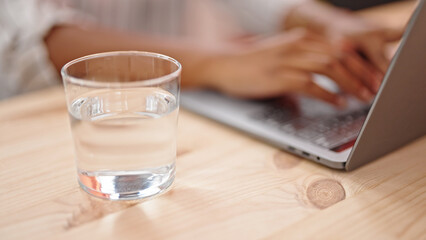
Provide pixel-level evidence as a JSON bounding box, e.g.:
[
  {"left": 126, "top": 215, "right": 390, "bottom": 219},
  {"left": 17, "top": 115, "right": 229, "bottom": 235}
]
[
  {"left": 190, "top": 44, "right": 243, "bottom": 91},
  {"left": 283, "top": 1, "right": 355, "bottom": 35}
]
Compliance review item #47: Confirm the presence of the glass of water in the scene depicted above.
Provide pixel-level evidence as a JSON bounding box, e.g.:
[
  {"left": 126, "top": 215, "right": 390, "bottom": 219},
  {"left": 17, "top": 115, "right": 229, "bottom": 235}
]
[{"left": 61, "top": 51, "right": 181, "bottom": 200}]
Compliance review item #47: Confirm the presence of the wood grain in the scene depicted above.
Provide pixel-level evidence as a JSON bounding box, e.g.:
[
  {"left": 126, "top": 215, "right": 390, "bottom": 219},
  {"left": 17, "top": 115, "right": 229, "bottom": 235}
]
[
  {"left": 268, "top": 143, "right": 426, "bottom": 240},
  {"left": 0, "top": 2, "right": 423, "bottom": 239},
  {"left": 1, "top": 86, "right": 425, "bottom": 240}
]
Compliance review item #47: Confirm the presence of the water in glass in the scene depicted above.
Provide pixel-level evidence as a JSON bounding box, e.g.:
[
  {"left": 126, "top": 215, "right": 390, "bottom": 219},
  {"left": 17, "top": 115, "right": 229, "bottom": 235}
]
[{"left": 68, "top": 88, "right": 177, "bottom": 200}]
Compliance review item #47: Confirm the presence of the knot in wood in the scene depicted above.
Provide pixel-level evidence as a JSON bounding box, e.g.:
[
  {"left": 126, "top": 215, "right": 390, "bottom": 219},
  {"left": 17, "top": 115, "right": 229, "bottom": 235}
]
[
  {"left": 307, "top": 179, "right": 346, "bottom": 209},
  {"left": 273, "top": 151, "right": 300, "bottom": 169}
]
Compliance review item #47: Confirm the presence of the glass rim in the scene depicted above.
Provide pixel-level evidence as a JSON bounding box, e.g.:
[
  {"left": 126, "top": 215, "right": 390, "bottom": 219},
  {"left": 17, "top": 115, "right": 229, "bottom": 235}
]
[{"left": 61, "top": 51, "right": 182, "bottom": 88}]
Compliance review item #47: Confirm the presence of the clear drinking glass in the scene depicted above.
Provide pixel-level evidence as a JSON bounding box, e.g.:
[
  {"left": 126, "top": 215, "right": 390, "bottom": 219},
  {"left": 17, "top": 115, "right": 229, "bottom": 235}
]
[{"left": 61, "top": 51, "right": 181, "bottom": 200}]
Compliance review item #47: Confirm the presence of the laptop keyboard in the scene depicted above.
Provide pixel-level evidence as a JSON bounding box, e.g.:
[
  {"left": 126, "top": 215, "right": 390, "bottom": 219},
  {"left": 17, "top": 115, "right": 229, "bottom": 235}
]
[{"left": 252, "top": 105, "right": 369, "bottom": 149}]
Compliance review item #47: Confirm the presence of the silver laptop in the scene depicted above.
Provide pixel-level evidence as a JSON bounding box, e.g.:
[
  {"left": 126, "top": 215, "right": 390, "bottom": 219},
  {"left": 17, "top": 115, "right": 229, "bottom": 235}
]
[{"left": 181, "top": 1, "right": 426, "bottom": 171}]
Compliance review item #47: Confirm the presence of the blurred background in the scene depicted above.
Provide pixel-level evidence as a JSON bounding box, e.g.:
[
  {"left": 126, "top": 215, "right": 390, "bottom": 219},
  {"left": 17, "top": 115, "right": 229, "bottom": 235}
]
[{"left": 0, "top": 0, "right": 411, "bottom": 101}]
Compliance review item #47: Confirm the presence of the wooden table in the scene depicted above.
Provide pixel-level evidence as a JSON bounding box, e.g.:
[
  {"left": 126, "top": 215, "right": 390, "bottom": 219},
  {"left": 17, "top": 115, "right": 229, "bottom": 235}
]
[{"left": 1, "top": 2, "right": 424, "bottom": 240}]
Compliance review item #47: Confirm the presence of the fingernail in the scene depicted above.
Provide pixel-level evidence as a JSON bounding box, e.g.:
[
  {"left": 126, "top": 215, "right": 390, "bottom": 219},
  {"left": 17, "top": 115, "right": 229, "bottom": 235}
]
[
  {"left": 374, "top": 73, "right": 384, "bottom": 92},
  {"left": 373, "top": 80, "right": 381, "bottom": 92},
  {"left": 360, "top": 88, "right": 373, "bottom": 101},
  {"left": 337, "top": 96, "right": 347, "bottom": 108}
]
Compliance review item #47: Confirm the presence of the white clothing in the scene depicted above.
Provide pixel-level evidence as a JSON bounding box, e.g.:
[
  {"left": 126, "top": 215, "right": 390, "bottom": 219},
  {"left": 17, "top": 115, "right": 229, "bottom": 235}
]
[{"left": 0, "top": 0, "right": 74, "bottom": 99}]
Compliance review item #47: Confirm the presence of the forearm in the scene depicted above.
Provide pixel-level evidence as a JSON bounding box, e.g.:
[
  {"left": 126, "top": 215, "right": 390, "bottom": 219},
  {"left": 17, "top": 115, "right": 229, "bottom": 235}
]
[{"left": 44, "top": 24, "right": 229, "bottom": 88}]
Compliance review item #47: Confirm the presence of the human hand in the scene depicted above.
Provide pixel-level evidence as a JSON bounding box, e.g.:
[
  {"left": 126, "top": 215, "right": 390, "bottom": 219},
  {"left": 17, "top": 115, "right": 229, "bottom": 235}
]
[
  {"left": 325, "top": 14, "right": 402, "bottom": 76},
  {"left": 198, "top": 29, "right": 376, "bottom": 106},
  {"left": 283, "top": 1, "right": 403, "bottom": 89}
]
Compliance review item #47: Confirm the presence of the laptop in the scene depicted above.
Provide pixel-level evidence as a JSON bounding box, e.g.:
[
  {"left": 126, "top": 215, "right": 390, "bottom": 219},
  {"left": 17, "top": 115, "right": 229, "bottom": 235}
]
[{"left": 181, "top": 1, "right": 426, "bottom": 171}]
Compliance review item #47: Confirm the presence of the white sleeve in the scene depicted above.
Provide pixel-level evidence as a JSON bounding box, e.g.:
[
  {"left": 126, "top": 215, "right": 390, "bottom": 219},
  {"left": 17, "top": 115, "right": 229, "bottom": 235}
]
[
  {"left": 0, "top": 0, "right": 75, "bottom": 99},
  {"left": 219, "top": 0, "right": 304, "bottom": 34}
]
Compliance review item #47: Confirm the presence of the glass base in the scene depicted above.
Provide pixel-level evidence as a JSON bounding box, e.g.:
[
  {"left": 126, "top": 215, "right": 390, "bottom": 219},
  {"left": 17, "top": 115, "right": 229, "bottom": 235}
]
[{"left": 77, "top": 166, "right": 175, "bottom": 201}]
